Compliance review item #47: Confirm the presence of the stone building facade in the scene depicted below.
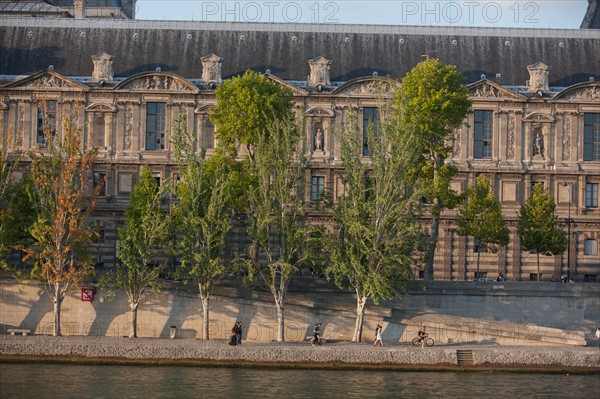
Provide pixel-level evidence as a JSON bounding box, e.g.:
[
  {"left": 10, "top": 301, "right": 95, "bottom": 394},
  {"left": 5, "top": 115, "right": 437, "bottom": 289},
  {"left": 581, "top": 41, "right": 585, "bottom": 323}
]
[{"left": 1, "top": 18, "right": 599, "bottom": 281}]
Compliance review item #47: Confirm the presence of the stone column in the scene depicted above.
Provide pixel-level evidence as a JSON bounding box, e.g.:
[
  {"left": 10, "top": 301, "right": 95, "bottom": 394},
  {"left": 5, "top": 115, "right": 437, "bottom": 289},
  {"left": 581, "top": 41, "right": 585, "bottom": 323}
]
[
  {"left": 333, "top": 106, "right": 345, "bottom": 162},
  {"left": 457, "top": 235, "right": 467, "bottom": 280},
  {"left": 104, "top": 113, "right": 112, "bottom": 153},
  {"left": 442, "top": 227, "right": 453, "bottom": 280},
  {"left": 495, "top": 110, "right": 505, "bottom": 161},
  {"left": 511, "top": 228, "right": 521, "bottom": 281}
]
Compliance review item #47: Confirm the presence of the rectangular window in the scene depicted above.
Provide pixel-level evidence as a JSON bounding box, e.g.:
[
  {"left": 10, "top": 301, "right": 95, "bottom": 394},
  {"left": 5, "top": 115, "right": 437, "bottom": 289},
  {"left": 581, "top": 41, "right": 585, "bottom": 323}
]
[
  {"left": 583, "top": 113, "right": 600, "bottom": 161},
  {"left": 93, "top": 171, "right": 107, "bottom": 197},
  {"left": 202, "top": 117, "right": 215, "bottom": 149},
  {"left": 365, "top": 177, "right": 375, "bottom": 202},
  {"left": 37, "top": 100, "right": 57, "bottom": 146},
  {"left": 586, "top": 183, "right": 598, "bottom": 208},
  {"left": 92, "top": 113, "right": 105, "bottom": 147},
  {"left": 145, "top": 102, "right": 166, "bottom": 150},
  {"left": 362, "top": 107, "right": 379, "bottom": 156},
  {"left": 311, "top": 176, "right": 325, "bottom": 201},
  {"left": 474, "top": 110, "right": 493, "bottom": 158},
  {"left": 152, "top": 172, "right": 161, "bottom": 188},
  {"left": 584, "top": 239, "right": 598, "bottom": 255}
]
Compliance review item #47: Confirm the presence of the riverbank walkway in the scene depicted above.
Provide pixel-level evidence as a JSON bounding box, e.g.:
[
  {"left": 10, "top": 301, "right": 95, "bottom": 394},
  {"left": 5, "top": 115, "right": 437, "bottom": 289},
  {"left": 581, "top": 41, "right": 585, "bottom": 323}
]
[{"left": 1, "top": 335, "right": 599, "bottom": 371}]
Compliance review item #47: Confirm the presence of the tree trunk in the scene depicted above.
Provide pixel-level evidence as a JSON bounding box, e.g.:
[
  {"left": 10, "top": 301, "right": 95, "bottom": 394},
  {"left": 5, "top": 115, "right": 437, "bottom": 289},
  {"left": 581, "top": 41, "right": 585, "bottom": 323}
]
[
  {"left": 53, "top": 295, "right": 63, "bottom": 336},
  {"left": 200, "top": 293, "right": 209, "bottom": 340},
  {"left": 276, "top": 301, "right": 285, "bottom": 342},
  {"left": 353, "top": 294, "right": 367, "bottom": 342},
  {"left": 425, "top": 215, "right": 440, "bottom": 280},
  {"left": 476, "top": 246, "right": 481, "bottom": 277},
  {"left": 537, "top": 252, "right": 541, "bottom": 282},
  {"left": 129, "top": 301, "right": 139, "bottom": 338}
]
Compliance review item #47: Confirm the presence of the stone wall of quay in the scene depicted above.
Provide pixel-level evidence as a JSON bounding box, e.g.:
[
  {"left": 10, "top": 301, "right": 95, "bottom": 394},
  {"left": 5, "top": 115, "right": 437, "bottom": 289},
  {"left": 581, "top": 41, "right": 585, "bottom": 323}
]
[
  {"left": 1, "top": 336, "right": 599, "bottom": 369},
  {"left": 1, "top": 277, "right": 599, "bottom": 346}
]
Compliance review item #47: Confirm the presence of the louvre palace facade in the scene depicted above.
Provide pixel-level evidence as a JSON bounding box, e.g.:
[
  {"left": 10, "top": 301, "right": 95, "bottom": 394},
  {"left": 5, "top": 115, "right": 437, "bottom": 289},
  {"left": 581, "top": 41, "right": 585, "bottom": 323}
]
[{"left": 1, "top": 10, "right": 599, "bottom": 281}]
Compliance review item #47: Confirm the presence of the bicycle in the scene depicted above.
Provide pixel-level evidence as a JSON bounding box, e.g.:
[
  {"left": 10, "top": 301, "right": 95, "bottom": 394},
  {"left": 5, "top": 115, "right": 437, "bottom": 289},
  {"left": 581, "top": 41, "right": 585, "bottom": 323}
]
[{"left": 412, "top": 336, "right": 434, "bottom": 347}]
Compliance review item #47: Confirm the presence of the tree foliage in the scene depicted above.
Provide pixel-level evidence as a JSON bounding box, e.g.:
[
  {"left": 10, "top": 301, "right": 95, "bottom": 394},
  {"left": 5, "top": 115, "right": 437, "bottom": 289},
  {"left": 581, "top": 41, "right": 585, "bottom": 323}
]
[
  {"left": 328, "top": 97, "right": 422, "bottom": 342},
  {"left": 1, "top": 137, "right": 33, "bottom": 268},
  {"left": 517, "top": 183, "right": 567, "bottom": 281},
  {"left": 23, "top": 114, "right": 100, "bottom": 336},
  {"left": 104, "top": 166, "right": 170, "bottom": 338},
  {"left": 170, "top": 113, "right": 233, "bottom": 340},
  {"left": 396, "top": 58, "right": 472, "bottom": 280},
  {"left": 210, "top": 69, "right": 293, "bottom": 161},
  {"left": 237, "top": 116, "right": 311, "bottom": 342},
  {"left": 456, "top": 175, "right": 509, "bottom": 276}
]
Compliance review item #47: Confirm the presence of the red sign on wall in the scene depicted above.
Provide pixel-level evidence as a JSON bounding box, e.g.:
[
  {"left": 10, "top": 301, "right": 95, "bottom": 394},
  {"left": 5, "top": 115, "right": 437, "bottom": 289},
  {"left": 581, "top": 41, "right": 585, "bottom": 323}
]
[{"left": 81, "top": 288, "right": 95, "bottom": 302}]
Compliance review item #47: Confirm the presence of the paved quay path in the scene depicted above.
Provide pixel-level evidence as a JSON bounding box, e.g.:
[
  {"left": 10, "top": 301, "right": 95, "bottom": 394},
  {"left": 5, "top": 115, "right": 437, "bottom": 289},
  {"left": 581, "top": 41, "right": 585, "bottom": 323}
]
[{"left": 1, "top": 335, "right": 599, "bottom": 371}]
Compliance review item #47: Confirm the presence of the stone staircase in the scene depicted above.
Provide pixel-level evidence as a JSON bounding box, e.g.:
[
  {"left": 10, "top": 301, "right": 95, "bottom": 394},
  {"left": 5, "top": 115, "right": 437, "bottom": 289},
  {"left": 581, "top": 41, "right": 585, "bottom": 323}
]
[{"left": 456, "top": 349, "right": 475, "bottom": 366}]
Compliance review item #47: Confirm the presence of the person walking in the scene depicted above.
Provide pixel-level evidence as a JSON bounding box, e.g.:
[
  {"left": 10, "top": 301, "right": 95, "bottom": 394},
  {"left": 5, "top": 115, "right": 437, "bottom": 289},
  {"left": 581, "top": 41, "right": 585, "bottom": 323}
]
[
  {"left": 236, "top": 321, "right": 243, "bottom": 345},
  {"left": 229, "top": 323, "right": 238, "bottom": 346},
  {"left": 312, "top": 323, "right": 321, "bottom": 346},
  {"left": 373, "top": 324, "right": 384, "bottom": 346}
]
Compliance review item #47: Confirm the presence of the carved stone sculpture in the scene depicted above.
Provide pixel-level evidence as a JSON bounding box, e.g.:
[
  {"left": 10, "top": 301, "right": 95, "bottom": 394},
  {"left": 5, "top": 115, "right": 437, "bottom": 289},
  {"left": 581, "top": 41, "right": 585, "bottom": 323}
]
[
  {"left": 308, "top": 56, "right": 331, "bottom": 87},
  {"left": 527, "top": 62, "right": 551, "bottom": 93},
  {"left": 314, "top": 125, "right": 324, "bottom": 151},
  {"left": 92, "top": 52, "right": 115, "bottom": 82},
  {"left": 201, "top": 53, "right": 223, "bottom": 84},
  {"left": 532, "top": 126, "right": 545, "bottom": 158}
]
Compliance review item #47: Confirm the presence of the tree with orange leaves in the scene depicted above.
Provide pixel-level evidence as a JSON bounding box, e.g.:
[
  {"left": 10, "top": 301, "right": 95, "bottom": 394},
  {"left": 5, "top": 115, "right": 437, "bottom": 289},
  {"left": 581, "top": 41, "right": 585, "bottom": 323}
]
[{"left": 24, "top": 111, "right": 102, "bottom": 336}]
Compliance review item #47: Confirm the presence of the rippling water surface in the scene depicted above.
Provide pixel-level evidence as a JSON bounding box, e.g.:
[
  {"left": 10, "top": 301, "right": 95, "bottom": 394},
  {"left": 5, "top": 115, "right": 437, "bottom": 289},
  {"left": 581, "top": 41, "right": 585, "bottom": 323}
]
[{"left": 1, "top": 363, "right": 598, "bottom": 399}]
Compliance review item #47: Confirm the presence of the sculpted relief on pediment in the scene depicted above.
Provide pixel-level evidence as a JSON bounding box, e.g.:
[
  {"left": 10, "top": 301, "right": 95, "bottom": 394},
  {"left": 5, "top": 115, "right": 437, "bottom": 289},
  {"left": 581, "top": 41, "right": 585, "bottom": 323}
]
[
  {"left": 561, "top": 85, "right": 600, "bottom": 101},
  {"left": 8, "top": 71, "right": 86, "bottom": 90},
  {"left": 85, "top": 103, "right": 117, "bottom": 113},
  {"left": 469, "top": 81, "right": 522, "bottom": 100},
  {"left": 334, "top": 78, "right": 399, "bottom": 96},
  {"left": 117, "top": 73, "right": 198, "bottom": 93}
]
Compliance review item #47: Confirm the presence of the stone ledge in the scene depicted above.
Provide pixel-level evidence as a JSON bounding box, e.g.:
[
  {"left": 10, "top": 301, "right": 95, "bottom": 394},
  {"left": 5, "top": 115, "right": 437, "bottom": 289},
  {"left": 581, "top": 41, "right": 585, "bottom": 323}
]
[{"left": 1, "top": 336, "right": 598, "bottom": 370}]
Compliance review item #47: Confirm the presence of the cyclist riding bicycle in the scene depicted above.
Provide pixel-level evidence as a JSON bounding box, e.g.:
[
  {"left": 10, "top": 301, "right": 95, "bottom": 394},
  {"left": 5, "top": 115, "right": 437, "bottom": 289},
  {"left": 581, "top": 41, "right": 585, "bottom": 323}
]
[{"left": 417, "top": 326, "right": 428, "bottom": 348}]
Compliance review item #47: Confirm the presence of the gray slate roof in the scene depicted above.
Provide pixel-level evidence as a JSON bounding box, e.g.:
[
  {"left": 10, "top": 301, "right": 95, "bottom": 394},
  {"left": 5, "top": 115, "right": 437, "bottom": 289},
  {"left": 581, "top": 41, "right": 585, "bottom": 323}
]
[
  {"left": 0, "top": 1, "right": 67, "bottom": 14},
  {"left": 1, "top": 18, "right": 599, "bottom": 85}
]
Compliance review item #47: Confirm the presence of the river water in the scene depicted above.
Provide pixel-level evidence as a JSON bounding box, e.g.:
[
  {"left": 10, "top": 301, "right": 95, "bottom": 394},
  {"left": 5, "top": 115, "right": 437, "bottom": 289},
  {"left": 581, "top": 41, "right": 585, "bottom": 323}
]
[{"left": 0, "top": 363, "right": 598, "bottom": 399}]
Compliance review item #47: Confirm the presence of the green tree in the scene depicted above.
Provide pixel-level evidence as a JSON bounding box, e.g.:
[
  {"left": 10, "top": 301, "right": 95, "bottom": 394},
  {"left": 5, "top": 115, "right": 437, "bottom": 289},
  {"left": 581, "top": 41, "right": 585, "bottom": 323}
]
[
  {"left": 456, "top": 175, "right": 509, "bottom": 277},
  {"left": 0, "top": 177, "right": 35, "bottom": 268},
  {"left": 210, "top": 69, "right": 293, "bottom": 161},
  {"left": 517, "top": 183, "right": 567, "bottom": 282},
  {"left": 238, "top": 117, "right": 311, "bottom": 342},
  {"left": 397, "top": 58, "right": 472, "bottom": 280},
  {"left": 1, "top": 137, "right": 33, "bottom": 267},
  {"left": 24, "top": 114, "right": 100, "bottom": 336},
  {"left": 170, "top": 114, "right": 233, "bottom": 340},
  {"left": 104, "top": 166, "right": 170, "bottom": 338},
  {"left": 328, "top": 103, "right": 422, "bottom": 342}
]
